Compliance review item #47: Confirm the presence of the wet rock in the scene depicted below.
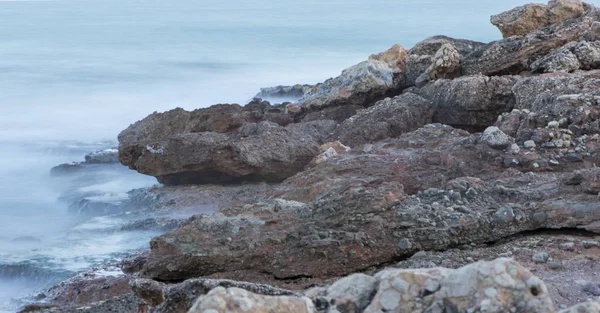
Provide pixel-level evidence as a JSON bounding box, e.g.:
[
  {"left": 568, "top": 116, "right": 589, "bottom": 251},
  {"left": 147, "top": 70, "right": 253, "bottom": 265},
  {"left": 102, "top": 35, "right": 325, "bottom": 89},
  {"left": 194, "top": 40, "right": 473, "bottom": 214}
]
[
  {"left": 491, "top": 0, "right": 586, "bottom": 38},
  {"left": 254, "top": 84, "right": 313, "bottom": 103},
  {"left": 188, "top": 287, "right": 314, "bottom": 313},
  {"left": 84, "top": 148, "right": 119, "bottom": 164},
  {"left": 481, "top": 126, "right": 511, "bottom": 150},
  {"left": 119, "top": 120, "right": 337, "bottom": 185},
  {"left": 329, "top": 92, "right": 434, "bottom": 147}
]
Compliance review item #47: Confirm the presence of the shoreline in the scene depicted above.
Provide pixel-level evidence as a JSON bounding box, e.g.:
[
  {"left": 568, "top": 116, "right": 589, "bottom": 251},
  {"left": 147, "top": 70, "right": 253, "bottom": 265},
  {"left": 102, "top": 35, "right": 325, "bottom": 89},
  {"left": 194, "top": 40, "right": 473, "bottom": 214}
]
[{"left": 17, "top": 0, "right": 600, "bottom": 312}]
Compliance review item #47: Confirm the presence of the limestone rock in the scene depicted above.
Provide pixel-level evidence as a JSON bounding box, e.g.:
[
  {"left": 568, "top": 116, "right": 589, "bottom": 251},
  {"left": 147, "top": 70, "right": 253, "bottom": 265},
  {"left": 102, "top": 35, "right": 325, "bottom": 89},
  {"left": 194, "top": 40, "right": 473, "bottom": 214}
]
[
  {"left": 364, "top": 258, "right": 553, "bottom": 313},
  {"left": 327, "top": 273, "right": 378, "bottom": 312},
  {"left": 491, "top": 0, "right": 586, "bottom": 38},
  {"left": 415, "top": 43, "right": 461, "bottom": 87},
  {"left": 299, "top": 44, "right": 408, "bottom": 110},
  {"left": 463, "top": 5, "right": 599, "bottom": 76},
  {"left": 187, "top": 287, "right": 314, "bottom": 313}
]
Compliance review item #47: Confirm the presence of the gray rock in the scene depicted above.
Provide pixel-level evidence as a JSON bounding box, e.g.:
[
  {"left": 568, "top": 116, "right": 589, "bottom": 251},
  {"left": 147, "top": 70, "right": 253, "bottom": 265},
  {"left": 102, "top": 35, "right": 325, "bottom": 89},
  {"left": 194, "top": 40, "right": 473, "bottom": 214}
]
[
  {"left": 559, "top": 242, "right": 575, "bottom": 251},
  {"left": 532, "top": 251, "right": 550, "bottom": 263},
  {"left": 582, "top": 240, "right": 600, "bottom": 249},
  {"left": 327, "top": 273, "right": 378, "bottom": 312},
  {"left": 481, "top": 126, "right": 511, "bottom": 150}
]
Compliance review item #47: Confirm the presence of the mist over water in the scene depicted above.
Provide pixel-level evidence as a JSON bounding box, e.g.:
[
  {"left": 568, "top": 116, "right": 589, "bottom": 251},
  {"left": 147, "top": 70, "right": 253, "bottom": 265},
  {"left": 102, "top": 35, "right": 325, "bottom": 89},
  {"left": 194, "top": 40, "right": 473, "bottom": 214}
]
[{"left": 1, "top": 0, "right": 599, "bottom": 311}]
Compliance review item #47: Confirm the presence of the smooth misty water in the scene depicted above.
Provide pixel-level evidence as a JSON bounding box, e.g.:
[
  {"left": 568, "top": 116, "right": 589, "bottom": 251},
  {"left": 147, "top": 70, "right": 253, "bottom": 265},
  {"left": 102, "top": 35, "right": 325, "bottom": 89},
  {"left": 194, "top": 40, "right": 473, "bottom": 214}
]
[{"left": 1, "top": 0, "right": 598, "bottom": 311}]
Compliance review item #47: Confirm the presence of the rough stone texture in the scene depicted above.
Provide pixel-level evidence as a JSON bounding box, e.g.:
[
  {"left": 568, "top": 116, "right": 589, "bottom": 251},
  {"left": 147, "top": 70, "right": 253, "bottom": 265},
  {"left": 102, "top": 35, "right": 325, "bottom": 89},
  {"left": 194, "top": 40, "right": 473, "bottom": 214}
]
[
  {"left": 327, "top": 274, "right": 378, "bottom": 312},
  {"left": 415, "top": 43, "right": 461, "bottom": 87},
  {"left": 365, "top": 258, "right": 553, "bottom": 313},
  {"left": 481, "top": 126, "right": 512, "bottom": 150},
  {"left": 531, "top": 40, "right": 600, "bottom": 73},
  {"left": 414, "top": 75, "right": 519, "bottom": 129},
  {"left": 138, "top": 124, "right": 600, "bottom": 282},
  {"left": 299, "top": 44, "right": 407, "bottom": 110},
  {"left": 18, "top": 295, "right": 140, "bottom": 313},
  {"left": 497, "top": 70, "right": 600, "bottom": 142},
  {"left": 119, "top": 120, "right": 337, "bottom": 185},
  {"left": 491, "top": 0, "right": 586, "bottom": 38},
  {"left": 463, "top": 6, "right": 600, "bottom": 76},
  {"left": 131, "top": 277, "right": 297, "bottom": 313},
  {"left": 308, "top": 141, "right": 351, "bottom": 168},
  {"left": 403, "top": 36, "right": 486, "bottom": 89},
  {"left": 188, "top": 287, "right": 314, "bottom": 313},
  {"left": 329, "top": 92, "right": 434, "bottom": 147}
]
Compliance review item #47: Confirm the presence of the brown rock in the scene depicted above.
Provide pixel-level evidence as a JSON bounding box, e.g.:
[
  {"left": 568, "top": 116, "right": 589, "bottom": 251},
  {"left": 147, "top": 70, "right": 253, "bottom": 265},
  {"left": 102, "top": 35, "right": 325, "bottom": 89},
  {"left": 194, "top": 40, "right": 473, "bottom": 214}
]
[
  {"left": 464, "top": 5, "right": 599, "bottom": 76},
  {"left": 119, "top": 120, "right": 337, "bottom": 185},
  {"left": 329, "top": 92, "right": 434, "bottom": 147},
  {"left": 491, "top": 0, "right": 585, "bottom": 38},
  {"left": 415, "top": 42, "right": 461, "bottom": 87}
]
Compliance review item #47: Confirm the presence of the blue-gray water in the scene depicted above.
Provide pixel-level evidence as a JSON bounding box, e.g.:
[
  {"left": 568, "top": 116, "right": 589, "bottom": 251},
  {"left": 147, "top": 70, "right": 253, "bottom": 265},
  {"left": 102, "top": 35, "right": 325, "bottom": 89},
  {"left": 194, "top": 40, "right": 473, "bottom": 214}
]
[{"left": 1, "top": 0, "right": 598, "bottom": 311}]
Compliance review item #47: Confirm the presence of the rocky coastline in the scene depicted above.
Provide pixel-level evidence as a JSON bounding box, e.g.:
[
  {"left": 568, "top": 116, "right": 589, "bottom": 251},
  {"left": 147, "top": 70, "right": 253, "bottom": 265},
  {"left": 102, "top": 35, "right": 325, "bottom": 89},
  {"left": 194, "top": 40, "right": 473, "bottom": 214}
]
[{"left": 23, "top": 1, "right": 600, "bottom": 312}]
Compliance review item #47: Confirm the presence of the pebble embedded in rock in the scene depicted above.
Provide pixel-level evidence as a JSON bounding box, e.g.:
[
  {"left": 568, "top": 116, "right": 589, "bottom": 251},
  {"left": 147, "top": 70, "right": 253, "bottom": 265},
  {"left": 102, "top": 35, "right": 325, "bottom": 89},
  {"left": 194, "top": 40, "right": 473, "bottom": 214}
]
[
  {"left": 524, "top": 140, "right": 537, "bottom": 149},
  {"left": 559, "top": 242, "right": 575, "bottom": 251},
  {"left": 582, "top": 241, "right": 600, "bottom": 249},
  {"left": 532, "top": 252, "right": 550, "bottom": 264},
  {"left": 481, "top": 126, "right": 511, "bottom": 150}
]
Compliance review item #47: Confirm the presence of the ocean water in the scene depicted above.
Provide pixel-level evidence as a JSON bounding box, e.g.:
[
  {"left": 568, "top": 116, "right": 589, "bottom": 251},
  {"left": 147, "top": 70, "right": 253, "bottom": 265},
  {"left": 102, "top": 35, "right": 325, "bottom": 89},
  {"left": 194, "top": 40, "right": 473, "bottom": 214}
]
[{"left": 1, "top": 0, "right": 598, "bottom": 311}]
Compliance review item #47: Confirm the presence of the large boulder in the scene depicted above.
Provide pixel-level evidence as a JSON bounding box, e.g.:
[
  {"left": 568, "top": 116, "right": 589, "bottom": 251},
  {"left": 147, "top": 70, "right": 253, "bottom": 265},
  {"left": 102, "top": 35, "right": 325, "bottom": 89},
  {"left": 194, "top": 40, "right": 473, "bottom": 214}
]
[
  {"left": 364, "top": 258, "right": 553, "bottom": 313},
  {"left": 138, "top": 124, "right": 600, "bottom": 281},
  {"left": 463, "top": 4, "right": 600, "bottom": 76},
  {"left": 413, "top": 75, "right": 519, "bottom": 129},
  {"left": 329, "top": 92, "right": 434, "bottom": 147},
  {"left": 403, "top": 35, "right": 486, "bottom": 89},
  {"left": 298, "top": 44, "right": 408, "bottom": 110},
  {"left": 119, "top": 120, "right": 337, "bottom": 185},
  {"left": 491, "top": 0, "right": 586, "bottom": 38}
]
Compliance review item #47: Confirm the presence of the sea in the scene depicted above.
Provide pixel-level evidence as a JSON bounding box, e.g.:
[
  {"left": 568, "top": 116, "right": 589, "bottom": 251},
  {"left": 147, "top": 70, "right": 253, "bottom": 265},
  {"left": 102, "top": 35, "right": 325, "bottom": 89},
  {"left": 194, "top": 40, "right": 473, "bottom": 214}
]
[{"left": 1, "top": 0, "right": 597, "bottom": 311}]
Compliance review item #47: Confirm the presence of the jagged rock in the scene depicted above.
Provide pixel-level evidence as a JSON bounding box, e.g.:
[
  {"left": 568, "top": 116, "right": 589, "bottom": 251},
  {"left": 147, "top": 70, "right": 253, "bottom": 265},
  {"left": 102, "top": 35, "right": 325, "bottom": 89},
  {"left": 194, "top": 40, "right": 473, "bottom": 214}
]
[
  {"left": 138, "top": 124, "right": 600, "bottom": 282},
  {"left": 364, "top": 258, "right": 553, "bottom": 313},
  {"left": 531, "top": 40, "right": 600, "bottom": 73},
  {"left": 119, "top": 120, "right": 337, "bottom": 185},
  {"left": 329, "top": 92, "right": 434, "bottom": 147},
  {"left": 403, "top": 36, "right": 485, "bottom": 88},
  {"left": 491, "top": 0, "right": 586, "bottom": 38},
  {"left": 481, "top": 126, "right": 512, "bottom": 150},
  {"left": 299, "top": 44, "right": 406, "bottom": 110},
  {"left": 415, "top": 43, "right": 461, "bottom": 87},
  {"left": 308, "top": 141, "right": 351, "bottom": 167},
  {"left": 294, "top": 44, "right": 410, "bottom": 113},
  {"left": 132, "top": 277, "right": 297, "bottom": 313},
  {"left": 300, "top": 104, "right": 363, "bottom": 123},
  {"left": 254, "top": 84, "right": 313, "bottom": 102},
  {"left": 463, "top": 5, "right": 599, "bottom": 75},
  {"left": 327, "top": 273, "right": 378, "bottom": 312},
  {"left": 188, "top": 287, "right": 313, "bottom": 313},
  {"left": 118, "top": 102, "right": 294, "bottom": 145},
  {"left": 414, "top": 75, "right": 518, "bottom": 129}
]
